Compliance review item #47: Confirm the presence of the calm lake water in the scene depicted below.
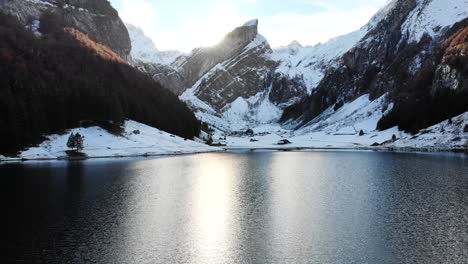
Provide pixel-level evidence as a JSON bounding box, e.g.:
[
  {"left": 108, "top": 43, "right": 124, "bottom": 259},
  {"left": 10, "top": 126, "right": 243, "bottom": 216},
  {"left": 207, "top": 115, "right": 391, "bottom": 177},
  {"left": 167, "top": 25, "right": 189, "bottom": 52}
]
[{"left": 3, "top": 151, "right": 468, "bottom": 263}]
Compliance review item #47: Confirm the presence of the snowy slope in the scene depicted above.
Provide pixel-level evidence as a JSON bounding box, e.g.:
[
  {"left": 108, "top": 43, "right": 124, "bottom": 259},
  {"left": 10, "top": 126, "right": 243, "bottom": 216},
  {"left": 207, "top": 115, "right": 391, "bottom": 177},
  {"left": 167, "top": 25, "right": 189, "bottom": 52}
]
[
  {"left": 183, "top": 85, "right": 283, "bottom": 132},
  {"left": 390, "top": 112, "right": 468, "bottom": 150},
  {"left": 271, "top": 29, "right": 367, "bottom": 93},
  {"left": 13, "top": 120, "right": 219, "bottom": 160},
  {"left": 296, "top": 94, "right": 394, "bottom": 135},
  {"left": 211, "top": 96, "right": 466, "bottom": 152},
  {"left": 402, "top": 0, "right": 468, "bottom": 42}
]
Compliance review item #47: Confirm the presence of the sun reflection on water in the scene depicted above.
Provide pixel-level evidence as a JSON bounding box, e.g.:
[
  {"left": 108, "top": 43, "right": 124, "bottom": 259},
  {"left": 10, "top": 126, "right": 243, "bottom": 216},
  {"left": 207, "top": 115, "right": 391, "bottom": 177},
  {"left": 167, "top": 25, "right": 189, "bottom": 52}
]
[{"left": 190, "top": 155, "right": 238, "bottom": 263}]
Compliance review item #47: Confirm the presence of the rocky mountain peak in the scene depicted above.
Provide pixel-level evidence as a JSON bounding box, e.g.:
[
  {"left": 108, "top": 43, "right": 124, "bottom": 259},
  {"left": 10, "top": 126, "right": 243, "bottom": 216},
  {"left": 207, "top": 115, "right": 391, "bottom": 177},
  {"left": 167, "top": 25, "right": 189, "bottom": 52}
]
[
  {"left": 243, "top": 19, "right": 258, "bottom": 27},
  {"left": 0, "top": 0, "right": 131, "bottom": 59},
  {"left": 161, "top": 19, "right": 269, "bottom": 93},
  {"left": 220, "top": 19, "right": 260, "bottom": 53},
  {"left": 287, "top": 40, "right": 303, "bottom": 49}
]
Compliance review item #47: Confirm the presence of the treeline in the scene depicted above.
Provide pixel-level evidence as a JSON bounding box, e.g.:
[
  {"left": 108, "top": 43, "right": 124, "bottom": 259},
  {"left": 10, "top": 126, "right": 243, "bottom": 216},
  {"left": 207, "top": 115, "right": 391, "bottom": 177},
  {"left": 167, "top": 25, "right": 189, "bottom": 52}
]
[
  {"left": 0, "top": 13, "right": 200, "bottom": 154},
  {"left": 377, "top": 72, "right": 468, "bottom": 134}
]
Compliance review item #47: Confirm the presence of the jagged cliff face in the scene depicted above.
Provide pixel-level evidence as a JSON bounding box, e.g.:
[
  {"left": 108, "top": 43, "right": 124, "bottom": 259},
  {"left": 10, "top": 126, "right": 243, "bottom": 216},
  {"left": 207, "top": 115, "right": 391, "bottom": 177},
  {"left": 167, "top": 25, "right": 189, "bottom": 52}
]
[
  {"left": 0, "top": 0, "right": 131, "bottom": 59},
  {"left": 282, "top": 0, "right": 468, "bottom": 133},
  {"left": 178, "top": 20, "right": 263, "bottom": 89}
]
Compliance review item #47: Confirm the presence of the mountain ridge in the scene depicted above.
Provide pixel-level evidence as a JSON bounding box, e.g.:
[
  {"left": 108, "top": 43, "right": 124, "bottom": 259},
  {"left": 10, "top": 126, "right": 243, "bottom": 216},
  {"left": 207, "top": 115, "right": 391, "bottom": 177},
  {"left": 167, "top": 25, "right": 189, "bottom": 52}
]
[{"left": 282, "top": 0, "right": 468, "bottom": 135}]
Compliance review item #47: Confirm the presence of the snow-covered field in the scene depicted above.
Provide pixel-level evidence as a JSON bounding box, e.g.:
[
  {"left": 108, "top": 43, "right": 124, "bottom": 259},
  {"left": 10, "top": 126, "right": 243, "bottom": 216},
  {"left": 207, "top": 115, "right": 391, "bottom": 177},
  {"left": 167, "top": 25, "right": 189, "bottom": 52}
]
[
  {"left": 1, "top": 121, "right": 220, "bottom": 161},
  {"left": 211, "top": 95, "right": 468, "bottom": 153},
  {"left": 218, "top": 121, "right": 467, "bottom": 152},
  {"left": 2, "top": 95, "right": 466, "bottom": 163},
  {"left": 2, "top": 112, "right": 466, "bottom": 163},
  {"left": 389, "top": 112, "right": 468, "bottom": 151}
]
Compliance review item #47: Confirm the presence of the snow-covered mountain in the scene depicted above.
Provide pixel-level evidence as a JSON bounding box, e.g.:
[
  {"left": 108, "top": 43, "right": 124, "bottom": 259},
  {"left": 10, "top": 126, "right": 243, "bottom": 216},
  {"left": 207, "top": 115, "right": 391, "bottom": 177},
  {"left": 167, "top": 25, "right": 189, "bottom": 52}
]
[
  {"left": 271, "top": 29, "right": 367, "bottom": 95},
  {"left": 132, "top": 19, "right": 368, "bottom": 131},
  {"left": 282, "top": 0, "right": 468, "bottom": 138},
  {"left": 147, "top": 0, "right": 465, "bottom": 150},
  {"left": 126, "top": 23, "right": 183, "bottom": 65},
  {"left": 2, "top": 0, "right": 467, "bottom": 152}
]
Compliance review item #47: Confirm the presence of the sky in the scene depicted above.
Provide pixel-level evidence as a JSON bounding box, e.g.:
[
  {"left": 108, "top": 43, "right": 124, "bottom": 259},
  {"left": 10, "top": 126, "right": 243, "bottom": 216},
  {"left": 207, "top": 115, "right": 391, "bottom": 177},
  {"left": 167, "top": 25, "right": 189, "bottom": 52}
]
[{"left": 110, "top": 0, "right": 390, "bottom": 52}]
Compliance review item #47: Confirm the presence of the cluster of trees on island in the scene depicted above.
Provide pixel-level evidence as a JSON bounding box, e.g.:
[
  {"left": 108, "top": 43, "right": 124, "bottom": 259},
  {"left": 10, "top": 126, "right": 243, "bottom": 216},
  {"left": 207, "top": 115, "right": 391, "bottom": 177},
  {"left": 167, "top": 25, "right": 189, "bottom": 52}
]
[{"left": 0, "top": 13, "right": 201, "bottom": 155}]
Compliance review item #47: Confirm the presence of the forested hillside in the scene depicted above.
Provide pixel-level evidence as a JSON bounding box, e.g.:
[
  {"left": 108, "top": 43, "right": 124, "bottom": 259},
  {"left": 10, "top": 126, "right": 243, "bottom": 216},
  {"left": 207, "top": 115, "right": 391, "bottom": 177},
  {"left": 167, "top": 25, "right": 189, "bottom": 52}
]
[{"left": 0, "top": 13, "right": 200, "bottom": 154}]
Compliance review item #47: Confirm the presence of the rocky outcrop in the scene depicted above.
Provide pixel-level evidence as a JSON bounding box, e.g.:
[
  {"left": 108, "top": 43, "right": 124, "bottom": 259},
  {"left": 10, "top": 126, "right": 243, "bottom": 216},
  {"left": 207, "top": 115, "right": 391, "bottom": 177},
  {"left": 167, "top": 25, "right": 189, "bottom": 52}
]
[
  {"left": 0, "top": 0, "right": 131, "bottom": 59},
  {"left": 433, "top": 27, "right": 468, "bottom": 94}
]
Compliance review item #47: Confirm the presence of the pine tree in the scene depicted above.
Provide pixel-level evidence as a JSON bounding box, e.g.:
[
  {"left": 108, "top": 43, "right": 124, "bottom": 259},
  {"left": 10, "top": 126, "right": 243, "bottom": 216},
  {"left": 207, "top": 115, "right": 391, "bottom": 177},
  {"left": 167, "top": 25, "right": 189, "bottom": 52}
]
[
  {"left": 67, "top": 132, "right": 76, "bottom": 150},
  {"left": 74, "top": 133, "right": 84, "bottom": 151},
  {"left": 206, "top": 133, "right": 213, "bottom": 146},
  {"left": 66, "top": 132, "right": 84, "bottom": 151}
]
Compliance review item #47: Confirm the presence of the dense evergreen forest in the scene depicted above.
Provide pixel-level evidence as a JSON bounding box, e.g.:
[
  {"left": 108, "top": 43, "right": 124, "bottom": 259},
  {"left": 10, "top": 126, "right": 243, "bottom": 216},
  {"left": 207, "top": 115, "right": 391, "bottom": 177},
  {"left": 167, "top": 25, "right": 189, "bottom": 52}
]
[{"left": 0, "top": 13, "right": 201, "bottom": 155}]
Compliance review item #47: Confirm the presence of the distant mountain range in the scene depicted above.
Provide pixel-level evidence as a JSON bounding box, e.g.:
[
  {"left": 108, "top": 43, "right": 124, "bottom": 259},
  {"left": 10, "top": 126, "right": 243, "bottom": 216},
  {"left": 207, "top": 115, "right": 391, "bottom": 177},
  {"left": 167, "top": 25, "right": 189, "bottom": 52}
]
[
  {"left": 1, "top": 0, "right": 467, "bottom": 153},
  {"left": 128, "top": 0, "right": 467, "bottom": 139}
]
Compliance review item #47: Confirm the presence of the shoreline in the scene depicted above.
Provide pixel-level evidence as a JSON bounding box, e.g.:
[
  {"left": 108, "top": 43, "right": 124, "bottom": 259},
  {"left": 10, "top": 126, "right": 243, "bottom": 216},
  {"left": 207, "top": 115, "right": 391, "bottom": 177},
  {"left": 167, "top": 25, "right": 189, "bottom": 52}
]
[
  {"left": 2, "top": 146, "right": 466, "bottom": 163},
  {"left": 0, "top": 149, "right": 224, "bottom": 163},
  {"left": 223, "top": 145, "right": 468, "bottom": 153}
]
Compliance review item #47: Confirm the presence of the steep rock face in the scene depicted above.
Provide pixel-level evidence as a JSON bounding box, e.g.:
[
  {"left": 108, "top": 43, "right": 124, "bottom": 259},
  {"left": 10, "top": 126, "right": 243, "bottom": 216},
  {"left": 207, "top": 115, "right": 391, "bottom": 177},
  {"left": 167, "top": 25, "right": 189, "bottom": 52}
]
[
  {"left": 148, "top": 20, "right": 279, "bottom": 113},
  {"left": 190, "top": 35, "right": 276, "bottom": 110},
  {"left": 178, "top": 19, "right": 262, "bottom": 89},
  {"left": 137, "top": 62, "right": 187, "bottom": 95},
  {"left": 282, "top": 0, "right": 468, "bottom": 133},
  {"left": 140, "top": 19, "right": 279, "bottom": 106},
  {"left": 0, "top": 0, "right": 131, "bottom": 59}
]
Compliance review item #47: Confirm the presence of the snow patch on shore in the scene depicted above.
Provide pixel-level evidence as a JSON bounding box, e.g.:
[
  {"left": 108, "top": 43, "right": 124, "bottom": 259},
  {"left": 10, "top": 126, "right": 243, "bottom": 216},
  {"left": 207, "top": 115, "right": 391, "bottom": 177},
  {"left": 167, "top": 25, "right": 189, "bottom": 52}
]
[
  {"left": 15, "top": 120, "right": 219, "bottom": 160},
  {"left": 390, "top": 112, "right": 468, "bottom": 150},
  {"left": 210, "top": 95, "right": 467, "bottom": 152}
]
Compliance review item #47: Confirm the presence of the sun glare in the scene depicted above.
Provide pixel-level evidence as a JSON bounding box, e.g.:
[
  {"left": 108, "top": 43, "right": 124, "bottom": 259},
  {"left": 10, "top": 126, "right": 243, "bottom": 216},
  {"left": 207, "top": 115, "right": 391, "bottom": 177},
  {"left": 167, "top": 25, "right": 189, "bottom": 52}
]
[{"left": 148, "top": 5, "right": 250, "bottom": 52}]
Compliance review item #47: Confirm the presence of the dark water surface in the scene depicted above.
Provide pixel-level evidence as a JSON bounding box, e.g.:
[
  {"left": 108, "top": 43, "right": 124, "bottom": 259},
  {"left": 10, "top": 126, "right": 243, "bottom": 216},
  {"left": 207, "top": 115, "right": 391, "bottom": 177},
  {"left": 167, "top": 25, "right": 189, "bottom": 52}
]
[{"left": 3, "top": 151, "right": 468, "bottom": 263}]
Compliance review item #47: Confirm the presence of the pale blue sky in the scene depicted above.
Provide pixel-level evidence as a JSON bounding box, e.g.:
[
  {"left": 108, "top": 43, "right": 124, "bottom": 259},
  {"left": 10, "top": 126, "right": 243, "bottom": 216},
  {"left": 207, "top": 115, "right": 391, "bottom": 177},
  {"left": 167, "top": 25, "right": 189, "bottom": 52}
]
[{"left": 110, "top": 0, "right": 389, "bottom": 52}]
